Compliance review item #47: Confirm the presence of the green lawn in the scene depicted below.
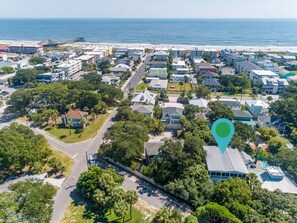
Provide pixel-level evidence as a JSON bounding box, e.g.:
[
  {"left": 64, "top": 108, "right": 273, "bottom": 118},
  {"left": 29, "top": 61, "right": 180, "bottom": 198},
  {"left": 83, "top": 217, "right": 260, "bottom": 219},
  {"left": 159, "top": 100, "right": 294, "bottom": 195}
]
[
  {"left": 61, "top": 201, "right": 146, "bottom": 223},
  {"left": 136, "top": 82, "right": 149, "bottom": 91},
  {"left": 48, "top": 148, "right": 74, "bottom": 177},
  {"left": 45, "top": 113, "right": 110, "bottom": 143},
  {"left": 167, "top": 82, "right": 193, "bottom": 93},
  {"left": 291, "top": 70, "right": 297, "bottom": 75}
]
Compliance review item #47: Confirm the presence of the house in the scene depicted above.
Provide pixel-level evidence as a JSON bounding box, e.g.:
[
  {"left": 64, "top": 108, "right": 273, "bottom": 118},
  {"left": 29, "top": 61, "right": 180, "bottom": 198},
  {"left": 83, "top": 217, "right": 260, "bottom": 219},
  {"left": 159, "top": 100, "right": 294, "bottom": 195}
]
[
  {"left": 148, "top": 61, "right": 167, "bottom": 68},
  {"left": 149, "top": 79, "right": 168, "bottom": 91},
  {"left": 161, "top": 103, "right": 184, "bottom": 129},
  {"left": 260, "top": 77, "right": 289, "bottom": 94},
  {"left": 131, "top": 104, "right": 154, "bottom": 117},
  {"left": 200, "top": 71, "right": 219, "bottom": 79},
  {"left": 202, "top": 78, "right": 221, "bottom": 91},
  {"left": 219, "top": 99, "right": 241, "bottom": 110},
  {"left": 57, "top": 60, "right": 82, "bottom": 77},
  {"left": 62, "top": 109, "right": 88, "bottom": 128},
  {"left": 233, "top": 110, "right": 256, "bottom": 126},
  {"left": 282, "top": 55, "right": 296, "bottom": 64},
  {"left": 170, "top": 74, "right": 189, "bottom": 83},
  {"left": 189, "top": 48, "right": 203, "bottom": 59},
  {"left": 109, "top": 64, "right": 131, "bottom": 75},
  {"left": 172, "top": 60, "right": 187, "bottom": 70},
  {"left": 254, "top": 60, "right": 275, "bottom": 70},
  {"left": 153, "top": 51, "right": 169, "bottom": 61},
  {"left": 245, "top": 100, "right": 269, "bottom": 117},
  {"left": 144, "top": 141, "right": 165, "bottom": 163},
  {"left": 102, "top": 73, "right": 120, "bottom": 86},
  {"left": 36, "top": 72, "right": 65, "bottom": 83},
  {"left": 171, "top": 48, "right": 186, "bottom": 58},
  {"left": 225, "top": 53, "right": 246, "bottom": 65},
  {"left": 116, "top": 58, "right": 134, "bottom": 67},
  {"left": 234, "top": 61, "right": 262, "bottom": 75},
  {"left": 76, "top": 55, "right": 96, "bottom": 64},
  {"left": 131, "top": 90, "right": 156, "bottom": 105},
  {"left": 197, "top": 63, "right": 217, "bottom": 73},
  {"left": 285, "top": 60, "right": 297, "bottom": 70},
  {"left": 276, "top": 69, "right": 294, "bottom": 79},
  {"left": 203, "top": 49, "right": 218, "bottom": 59},
  {"left": 176, "top": 68, "right": 190, "bottom": 75},
  {"left": 189, "top": 98, "right": 209, "bottom": 112},
  {"left": 221, "top": 67, "right": 235, "bottom": 76},
  {"left": 147, "top": 68, "right": 168, "bottom": 79},
  {"left": 203, "top": 146, "right": 249, "bottom": 181},
  {"left": 257, "top": 115, "right": 272, "bottom": 127}
]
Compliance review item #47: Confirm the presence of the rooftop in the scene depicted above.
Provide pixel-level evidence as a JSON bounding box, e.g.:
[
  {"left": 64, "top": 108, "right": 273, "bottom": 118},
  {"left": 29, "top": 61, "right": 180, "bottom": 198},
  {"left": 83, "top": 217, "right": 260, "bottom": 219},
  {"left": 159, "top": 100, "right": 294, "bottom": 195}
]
[
  {"left": 219, "top": 99, "right": 241, "bottom": 108},
  {"left": 203, "top": 146, "right": 249, "bottom": 174}
]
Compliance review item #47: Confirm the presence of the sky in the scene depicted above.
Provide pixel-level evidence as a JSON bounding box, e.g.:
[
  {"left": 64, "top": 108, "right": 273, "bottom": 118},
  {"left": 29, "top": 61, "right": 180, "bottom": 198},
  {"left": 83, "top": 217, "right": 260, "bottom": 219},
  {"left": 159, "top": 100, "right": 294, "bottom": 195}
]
[{"left": 1, "top": 0, "right": 296, "bottom": 19}]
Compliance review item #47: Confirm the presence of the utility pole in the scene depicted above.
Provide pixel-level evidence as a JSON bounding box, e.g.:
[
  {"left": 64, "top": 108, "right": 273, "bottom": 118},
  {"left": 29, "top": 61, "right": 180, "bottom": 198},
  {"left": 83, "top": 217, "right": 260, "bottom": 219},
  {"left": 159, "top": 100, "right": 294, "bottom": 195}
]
[{"left": 85, "top": 151, "right": 89, "bottom": 169}]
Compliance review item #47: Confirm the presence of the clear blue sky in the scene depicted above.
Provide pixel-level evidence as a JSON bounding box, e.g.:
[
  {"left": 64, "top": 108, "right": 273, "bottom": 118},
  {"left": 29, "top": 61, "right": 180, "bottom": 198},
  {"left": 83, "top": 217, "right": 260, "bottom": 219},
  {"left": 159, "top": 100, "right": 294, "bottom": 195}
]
[{"left": 1, "top": 0, "right": 296, "bottom": 19}]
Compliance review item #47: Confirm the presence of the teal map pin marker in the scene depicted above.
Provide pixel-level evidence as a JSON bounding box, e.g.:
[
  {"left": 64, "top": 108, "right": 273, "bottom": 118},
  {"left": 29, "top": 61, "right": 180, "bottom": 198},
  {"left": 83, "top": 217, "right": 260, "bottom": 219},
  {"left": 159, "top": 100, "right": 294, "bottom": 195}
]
[{"left": 211, "top": 118, "right": 235, "bottom": 154}]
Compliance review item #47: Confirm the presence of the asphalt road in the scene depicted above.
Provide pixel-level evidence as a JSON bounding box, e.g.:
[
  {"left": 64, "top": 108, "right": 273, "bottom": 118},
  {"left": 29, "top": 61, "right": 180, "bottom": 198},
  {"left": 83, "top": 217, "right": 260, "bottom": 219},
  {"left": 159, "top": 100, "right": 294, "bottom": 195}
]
[{"left": 124, "top": 54, "right": 151, "bottom": 92}]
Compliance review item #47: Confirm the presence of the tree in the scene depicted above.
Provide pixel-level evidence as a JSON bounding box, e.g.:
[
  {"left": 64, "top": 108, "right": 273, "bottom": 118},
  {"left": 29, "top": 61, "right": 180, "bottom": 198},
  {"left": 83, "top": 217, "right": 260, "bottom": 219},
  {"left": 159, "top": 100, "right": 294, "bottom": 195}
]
[
  {"left": 184, "top": 215, "right": 198, "bottom": 223},
  {"left": 83, "top": 72, "right": 102, "bottom": 85},
  {"left": 195, "top": 202, "right": 242, "bottom": 223},
  {"left": 114, "top": 199, "right": 129, "bottom": 222},
  {"left": 99, "top": 121, "right": 149, "bottom": 166},
  {"left": 12, "top": 69, "right": 38, "bottom": 85},
  {"left": 29, "top": 56, "right": 45, "bottom": 65},
  {"left": 208, "top": 101, "right": 234, "bottom": 123},
  {"left": 125, "top": 190, "right": 138, "bottom": 219},
  {"left": 152, "top": 207, "right": 182, "bottom": 223},
  {"left": 8, "top": 89, "right": 34, "bottom": 114},
  {"left": 0, "top": 66, "right": 14, "bottom": 74},
  {"left": 267, "top": 137, "right": 287, "bottom": 154},
  {"left": 179, "top": 81, "right": 184, "bottom": 91},
  {"left": 48, "top": 157, "right": 65, "bottom": 175},
  {"left": 154, "top": 105, "right": 163, "bottom": 120},
  {"left": 245, "top": 173, "right": 260, "bottom": 191},
  {"left": 267, "top": 96, "right": 273, "bottom": 102},
  {"left": 66, "top": 121, "right": 72, "bottom": 135},
  {"left": 183, "top": 104, "right": 200, "bottom": 121},
  {"left": 258, "top": 126, "right": 278, "bottom": 141},
  {"left": 1, "top": 179, "right": 56, "bottom": 223},
  {"left": 195, "top": 85, "right": 211, "bottom": 99}
]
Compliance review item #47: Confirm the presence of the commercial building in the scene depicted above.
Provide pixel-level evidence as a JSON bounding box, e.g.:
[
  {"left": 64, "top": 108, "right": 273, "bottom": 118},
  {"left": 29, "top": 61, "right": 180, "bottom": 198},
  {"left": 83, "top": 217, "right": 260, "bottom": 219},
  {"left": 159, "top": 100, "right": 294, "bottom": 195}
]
[
  {"left": 76, "top": 55, "right": 96, "bottom": 64},
  {"left": 8, "top": 45, "right": 43, "bottom": 54},
  {"left": 57, "top": 60, "right": 82, "bottom": 77}
]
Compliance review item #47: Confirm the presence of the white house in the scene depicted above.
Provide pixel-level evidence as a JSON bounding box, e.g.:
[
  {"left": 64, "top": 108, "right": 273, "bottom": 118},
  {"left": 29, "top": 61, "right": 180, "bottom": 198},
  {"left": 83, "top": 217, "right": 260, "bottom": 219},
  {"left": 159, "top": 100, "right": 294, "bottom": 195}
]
[
  {"left": 153, "top": 51, "right": 169, "bottom": 61},
  {"left": 170, "top": 74, "right": 189, "bottom": 83},
  {"left": 245, "top": 100, "right": 269, "bottom": 117},
  {"left": 250, "top": 70, "right": 278, "bottom": 81},
  {"left": 260, "top": 77, "right": 289, "bottom": 94},
  {"left": 131, "top": 90, "right": 156, "bottom": 105},
  {"left": 109, "top": 64, "right": 131, "bottom": 74},
  {"left": 161, "top": 103, "right": 184, "bottom": 129},
  {"left": 221, "top": 67, "right": 235, "bottom": 76},
  {"left": 172, "top": 60, "right": 187, "bottom": 70},
  {"left": 149, "top": 79, "right": 168, "bottom": 91}
]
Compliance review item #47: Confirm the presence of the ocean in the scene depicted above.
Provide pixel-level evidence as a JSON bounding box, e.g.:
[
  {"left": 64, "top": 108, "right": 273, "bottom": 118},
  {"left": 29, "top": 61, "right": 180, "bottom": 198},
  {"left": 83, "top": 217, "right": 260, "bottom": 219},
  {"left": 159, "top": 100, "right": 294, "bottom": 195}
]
[{"left": 1, "top": 19, "right": 297, "bottom": 46}]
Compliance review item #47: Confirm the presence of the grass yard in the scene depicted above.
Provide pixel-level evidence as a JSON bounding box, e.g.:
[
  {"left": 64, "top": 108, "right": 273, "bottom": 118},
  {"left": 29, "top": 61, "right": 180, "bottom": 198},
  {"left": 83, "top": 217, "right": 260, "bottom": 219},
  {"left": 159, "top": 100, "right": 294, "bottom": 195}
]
[
  {"left": 61, "top": 201, "right": 146, "bottom": 223},
  {"left": 49, "top": 148, "right": 74, "bottom": 177},
  {"left": 136, "top": 82, "right": 149, "bottom": 91},
  {"left": 167, "top": 82, "right": 193, "bottom": 93},
  {"left": 291, "top": 70, "right": 297, "bottom": 75},
  {"left": 45, "top": 113, "right": 110, "bottom": 143}
]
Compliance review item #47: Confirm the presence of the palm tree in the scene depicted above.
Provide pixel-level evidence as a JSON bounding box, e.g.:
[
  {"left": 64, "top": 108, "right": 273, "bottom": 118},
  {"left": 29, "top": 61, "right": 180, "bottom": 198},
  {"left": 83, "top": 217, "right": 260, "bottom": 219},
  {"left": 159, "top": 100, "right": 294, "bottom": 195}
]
[
  {"left": 246, "top": 173, "right": 261, "bottom": 191},
  {"left": 66, "top": 121, "right": 72, "bottom": 135},
  {"left": 179, "top": 81, "right": 184, "bottom": 91},
  {"left": 114, "top": 200, "right": 129, "bottom": 223},
  {"left": 125, "top": 190, "right": 138, "bottom": 220},
  {"left": 51, "top": 109, "right": 58, "bottom": 126},
  {"left": 153, "top": 207, "right": 172, "bottom": 223}
]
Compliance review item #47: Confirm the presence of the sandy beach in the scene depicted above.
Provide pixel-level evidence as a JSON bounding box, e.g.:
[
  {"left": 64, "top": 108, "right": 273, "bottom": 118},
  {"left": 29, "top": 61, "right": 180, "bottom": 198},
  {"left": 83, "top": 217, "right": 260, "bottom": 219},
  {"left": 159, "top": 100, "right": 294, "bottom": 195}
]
[{"left": 1, "top": 39, "right": 297, "bottom": 52}]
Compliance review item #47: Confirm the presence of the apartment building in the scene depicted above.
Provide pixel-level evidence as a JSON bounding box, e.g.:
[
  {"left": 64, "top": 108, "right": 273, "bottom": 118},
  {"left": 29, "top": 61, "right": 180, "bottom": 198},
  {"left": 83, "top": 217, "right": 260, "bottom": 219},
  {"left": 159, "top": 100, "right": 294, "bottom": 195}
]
[{"left": 56, "top": 60, "right": 82, "bottom": 77}]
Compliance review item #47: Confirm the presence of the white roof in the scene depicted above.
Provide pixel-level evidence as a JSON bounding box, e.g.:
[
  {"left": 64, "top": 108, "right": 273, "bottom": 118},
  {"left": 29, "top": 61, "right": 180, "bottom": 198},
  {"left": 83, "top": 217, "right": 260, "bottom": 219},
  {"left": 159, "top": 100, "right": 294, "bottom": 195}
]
[
  {"left": 161, "top": 103, "right": 184, "bottom": 110},
  {"left": 189, "top": 98, "right": 208, "bottom": 108},
  {"left": 149, "top": 79, "right": 168, "bottom": 88},
  {"left": 245, "top": 100, "right": 269, "bottom": 108},
  {"left": 261, "top": 77, "right": 289, "bottom": 86},
  {"left": 76, "top": 55, "right": 95, "bottom": 61},
  {"left": 204, "top": 146, "right": 249, "bottom": 174},
  {"left": 172, "top": 60, "right": 186, "bottom": 66},
  {"left": 252, "top": 70, "right": 278, "bottom": 77},
  {"left": 131, "top": 90, "right": 156, "bottom": 105},
  {"left": 57, "top": 60, "right": 81, "bottom": 68}
]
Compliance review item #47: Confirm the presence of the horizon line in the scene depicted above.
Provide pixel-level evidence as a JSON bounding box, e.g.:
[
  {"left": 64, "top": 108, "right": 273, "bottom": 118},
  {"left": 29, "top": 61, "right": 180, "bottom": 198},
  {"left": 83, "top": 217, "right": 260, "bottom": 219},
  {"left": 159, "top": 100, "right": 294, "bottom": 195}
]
[{"left": 1, "top": 17, "right": 297, "bottom": 20}]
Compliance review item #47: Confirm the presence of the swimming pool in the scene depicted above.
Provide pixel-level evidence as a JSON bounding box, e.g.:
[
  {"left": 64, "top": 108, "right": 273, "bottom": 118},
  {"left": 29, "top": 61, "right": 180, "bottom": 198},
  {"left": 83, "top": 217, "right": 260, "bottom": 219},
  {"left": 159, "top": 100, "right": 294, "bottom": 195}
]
[{"left": 261, "top": 161, "right": 269, "bottom": 169}]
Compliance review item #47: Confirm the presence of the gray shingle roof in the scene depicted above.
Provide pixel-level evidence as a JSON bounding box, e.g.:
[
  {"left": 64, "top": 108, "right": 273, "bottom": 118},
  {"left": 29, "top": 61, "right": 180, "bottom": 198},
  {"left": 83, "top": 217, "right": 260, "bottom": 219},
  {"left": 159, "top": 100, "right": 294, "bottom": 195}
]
[
  {"left": 145, "top": 141, "right": 165, "bottom": 156},
  {"left": 233, "top": 110, "right": 252, "bottom": 118}
]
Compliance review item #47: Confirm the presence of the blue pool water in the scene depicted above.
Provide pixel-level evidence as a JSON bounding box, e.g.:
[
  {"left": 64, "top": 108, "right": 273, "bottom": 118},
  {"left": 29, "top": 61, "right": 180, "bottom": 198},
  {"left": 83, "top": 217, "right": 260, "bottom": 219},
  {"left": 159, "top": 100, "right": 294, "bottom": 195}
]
[{"left": 261, "top": 161, "right": 270, "bottom": 169}]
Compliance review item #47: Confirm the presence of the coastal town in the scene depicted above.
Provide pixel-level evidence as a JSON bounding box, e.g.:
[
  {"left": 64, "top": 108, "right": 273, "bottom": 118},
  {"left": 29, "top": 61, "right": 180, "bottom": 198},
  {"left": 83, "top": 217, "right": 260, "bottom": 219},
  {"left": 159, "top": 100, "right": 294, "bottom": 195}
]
[{"left": 0, "top": 39, "right": 297, "bottom": 223}]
